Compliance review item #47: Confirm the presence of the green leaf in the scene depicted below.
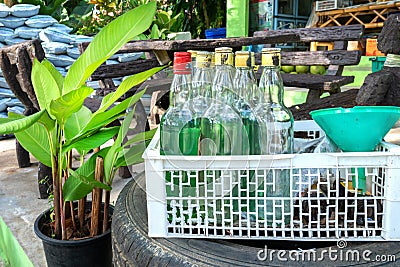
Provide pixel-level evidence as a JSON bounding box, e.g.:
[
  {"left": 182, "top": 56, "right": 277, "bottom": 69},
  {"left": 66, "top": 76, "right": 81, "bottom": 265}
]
[
  {"left": 63, "top": 1, "right": 157, "bottom": 94},
  {"left": 62, "top": 126, "right": 119, "bottom": 154},
  {"left": 0, "top": 110, "right": 46, "bottom": 134},
  {"left": 63, "top": 168, "right": 112, "bottom": 201},
  {"left": 49, "top": 86, "right": 93, "bottom": 123},
  {"left": 64, "top": 106, "right": 92, "bottom": 140},
  {"left": 123, "top": 128, "right": 156, "bottom": 147},
  {"left": 96, "top": 66, "right": 165, "bottom": 113},
  {"left": 103, "top": 103, "right": 136, "bottom": 183},
  {"left": 14, "top": 120, "right": 52, "bottom": 167},
  {"left": 123, "top": 141, "right": 149, "bottom": 166},
  {"left": 31, "top": 58, "right": 61, "bottom": 110},
  {"left": 81, "top": 95, "right": 135, "bottom": 135},
  {"left": 150, "top": 24, "right": 160, "bottom": 39},
  {"left": 42, "top": 59, "right": 64, "bottom": 94}
]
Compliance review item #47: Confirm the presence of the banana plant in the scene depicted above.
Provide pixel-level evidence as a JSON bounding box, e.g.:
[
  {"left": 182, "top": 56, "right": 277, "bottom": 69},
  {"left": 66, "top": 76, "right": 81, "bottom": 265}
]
[{"left": 0, "top": 1, "right": 164, "bottom": 240}]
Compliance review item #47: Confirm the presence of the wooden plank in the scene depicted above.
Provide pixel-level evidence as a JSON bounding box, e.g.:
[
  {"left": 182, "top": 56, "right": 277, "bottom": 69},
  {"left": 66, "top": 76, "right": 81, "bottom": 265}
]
[
  {"left": 90, "top": 58, "right": 159, "bottom": 81},
  {"left": 140, "top": 72, "right": 354, "bottom": 93},
  {"left": 280, "top": 73, "right": 354, "bottom": 91},
  {"left": 289, "top": 89, "right": 358, "bottom": 120},
  {"left": 79, "top": 32, "right": 300, "bottom": 53},
  {"left": 254, "top": 50, "right": 361, "bottom": 66},
  {"left": 254, "top": 24, "right": 364, "bottom": 42},
  {"left": 93, "top": 49, "right": 360, "bottom": 83}
]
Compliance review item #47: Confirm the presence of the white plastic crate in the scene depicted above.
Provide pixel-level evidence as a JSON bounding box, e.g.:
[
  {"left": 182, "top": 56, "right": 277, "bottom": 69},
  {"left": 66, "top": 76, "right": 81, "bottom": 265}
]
[{"left": 143, "top": 120, "right": 400, "bottom": 241}]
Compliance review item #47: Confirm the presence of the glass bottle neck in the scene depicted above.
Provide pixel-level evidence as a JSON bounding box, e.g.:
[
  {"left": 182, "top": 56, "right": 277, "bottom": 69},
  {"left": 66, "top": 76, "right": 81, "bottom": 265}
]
[
  {"left": 259, "top": 65, "right": 284, "bottom": 105},
  {"left": 234, "top": 66, "right": 256, "bottom": 102},
  {"left": 170, "top": 72, "right": 192, "bottom": 107},
  {"left": 213, "top": 64, "right": 235, "bottom": 105},
  {"left": 192, "top": 66, "right": 213, "bottom": 99}
]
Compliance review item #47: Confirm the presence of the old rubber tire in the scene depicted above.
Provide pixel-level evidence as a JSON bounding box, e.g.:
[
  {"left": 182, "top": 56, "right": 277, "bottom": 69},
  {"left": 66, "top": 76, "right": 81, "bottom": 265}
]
[{"left": 112, "top": 173, "right": 400, "bottom": 266}]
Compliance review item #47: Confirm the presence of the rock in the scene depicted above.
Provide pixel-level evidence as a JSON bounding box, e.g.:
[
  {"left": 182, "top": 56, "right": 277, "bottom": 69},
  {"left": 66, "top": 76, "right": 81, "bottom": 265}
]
[
  {"left": 6, "top": 98, "right": 24, "bottom": 108},
  {"left": 0, "top": 112, "right": 7, "bottom": 118},
  {"left": 117, "top": 52, "right": 143, "bottom": 63},
  {"left": 106, "top": 59, "right": 120, "bottom": 65},
  {"left": 11, "top": 4, "right": 40, "bottom": 18},
  {"left": 4, "top": 37, "right": 28, "bottom": 46},
  {"left": 42, "top": 42, "right": 72, "bottom": 55},
  {"left": 381, "top": 67, "right": 400, "bottom": 106},
  {"left": 378, "top": 14, "right": 400, "bottom": 55},
  {"left": 15, "top": 26, "right": 42, "bottom": 39},
  {"left": 7, "top": 106, "right": 24, "bottom": 114},
  {"left": 66, "top": 47, "right": 81, "bottom": 59},
  {"left": 0, "top": 98, "right": 11, "bottom": 112},
  {"left": 0, "top": 28, "right": 15, "bottom": 42},
  {"left": 0, "top": 3, "right": 11, "bottom": 18},
  {"left": 39, "top": 28, "right": 75, "bottom": 44},
  {"left": 356, "top": 69, "right": 394, "bottom": 105},
  {"left": 73, "top": 35, "right": 93, "bottom": 44},
  {"left": 46, "top": 54, "right": 75, "bottom": 67},
  {"left": 0, "top": 89, "right": 13, "bottom": 98},
  {"left": 25, "top": 15, "right": 57, "bottom": 28},
  {"left": 0, "top": 16, "right": 27, "bottom": 28},
  {"left": 0, "top": 78, "right": 10, "bottom": 89},
  {"left": 46, "top": 24, "right": 73, "bottom": 34}
]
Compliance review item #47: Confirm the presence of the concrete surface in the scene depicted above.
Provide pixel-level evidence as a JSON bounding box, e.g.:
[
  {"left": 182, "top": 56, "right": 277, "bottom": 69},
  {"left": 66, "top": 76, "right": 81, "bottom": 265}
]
[{"left": 0, "top": 138, "right": 142, "bottom": 267}]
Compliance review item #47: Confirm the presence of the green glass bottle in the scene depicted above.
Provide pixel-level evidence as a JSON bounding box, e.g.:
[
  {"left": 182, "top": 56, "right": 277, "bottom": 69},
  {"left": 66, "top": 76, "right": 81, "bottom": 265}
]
[
  {"left": 233, "top": 51, "right": 260, "bottom": 155},
  {"left": 200, "top": 47, "right": 242, "bottom": 156}
]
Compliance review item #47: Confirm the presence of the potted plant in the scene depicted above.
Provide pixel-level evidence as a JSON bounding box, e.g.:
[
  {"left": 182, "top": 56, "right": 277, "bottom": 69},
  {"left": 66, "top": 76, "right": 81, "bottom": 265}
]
[{"left": 0, "top": 1, "right": 163, "bottom": 266}]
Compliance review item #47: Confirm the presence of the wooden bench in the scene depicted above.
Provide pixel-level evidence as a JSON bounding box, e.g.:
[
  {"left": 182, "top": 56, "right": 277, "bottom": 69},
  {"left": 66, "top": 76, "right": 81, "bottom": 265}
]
[{"left": 254, "top": 24, "right": 364, "bottom": 103}]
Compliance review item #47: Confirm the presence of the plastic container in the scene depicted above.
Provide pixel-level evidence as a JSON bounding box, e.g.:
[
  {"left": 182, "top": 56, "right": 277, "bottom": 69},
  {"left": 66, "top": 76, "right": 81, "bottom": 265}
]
[
  {"left": 205, "top": 28, "right": 226, "bottom": 39},
  {"left": 369, "top": 56, "right": 386, "bottom": 73},
  {"left": 310, "top": 106, "right": 400, "bottom": 152},
  {"left": 143, "top": 120, "right": 400, "bottom": 241}
]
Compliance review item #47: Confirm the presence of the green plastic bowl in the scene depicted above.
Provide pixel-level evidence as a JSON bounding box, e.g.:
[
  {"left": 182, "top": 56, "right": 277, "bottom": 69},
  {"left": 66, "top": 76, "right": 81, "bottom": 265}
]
[{"left": 310, "top": 106, "right": 400, "bottom": 152}]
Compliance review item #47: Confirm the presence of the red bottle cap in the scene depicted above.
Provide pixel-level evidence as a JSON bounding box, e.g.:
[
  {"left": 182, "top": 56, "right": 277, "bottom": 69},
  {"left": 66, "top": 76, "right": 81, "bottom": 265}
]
[{"left": 173, "top": 52, "right": 191, "bottom": 73}]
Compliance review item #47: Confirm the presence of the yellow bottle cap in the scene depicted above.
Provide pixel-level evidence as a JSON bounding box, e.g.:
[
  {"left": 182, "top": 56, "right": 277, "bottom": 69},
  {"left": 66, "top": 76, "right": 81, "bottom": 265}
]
[
  {"left": 196, "top": 51, "right": 213, "bottom": 68},
  {"left": 261, "top": 48, "right": 281, "bottom": 67},
  {"left": 215, "top": 47, "right": 233, "bottom": 66},
  {"left": 235, "top": 51, "right": 252, "bottom": 67}
]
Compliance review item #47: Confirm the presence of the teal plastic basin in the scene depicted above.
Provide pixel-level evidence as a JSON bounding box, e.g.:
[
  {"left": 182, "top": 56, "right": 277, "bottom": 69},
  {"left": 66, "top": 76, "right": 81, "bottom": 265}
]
[{"left": 310, "top": 106, "right": 400, "bottom": 152}]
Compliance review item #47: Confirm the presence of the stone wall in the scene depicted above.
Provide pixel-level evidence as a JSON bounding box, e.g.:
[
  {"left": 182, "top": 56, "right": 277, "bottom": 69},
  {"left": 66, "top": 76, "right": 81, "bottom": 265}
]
[{"left": 0, "top": 3, "right": 143, "bottom": 119}]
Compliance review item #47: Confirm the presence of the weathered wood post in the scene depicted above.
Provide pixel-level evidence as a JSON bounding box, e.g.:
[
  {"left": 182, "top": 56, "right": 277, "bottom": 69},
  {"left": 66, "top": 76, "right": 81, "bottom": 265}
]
[{"left": 356, "top": 14, "right": 400, "bottom": 106}]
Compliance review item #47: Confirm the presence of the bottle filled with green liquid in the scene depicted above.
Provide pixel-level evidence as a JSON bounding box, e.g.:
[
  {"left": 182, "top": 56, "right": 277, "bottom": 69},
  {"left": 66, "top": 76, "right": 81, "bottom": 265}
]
[
  {"left": 255, "top": 48, "right": 294, "bottom": 227},
  {"left": 160, "top": 52, "right": 202, "bottom": 225},
  {"left": 160, "top": 52, "right": 200, "bottom": 156},
  {"left": 201, "top": 47, "right": 242, "bottom": 156},
  {"left": 233, "top": 51, "right": 260, "bottom": 155}
]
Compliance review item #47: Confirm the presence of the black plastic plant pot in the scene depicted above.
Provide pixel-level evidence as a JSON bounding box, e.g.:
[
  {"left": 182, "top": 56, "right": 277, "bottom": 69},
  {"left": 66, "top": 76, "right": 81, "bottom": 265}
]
[{"left": 34, "top": 205, "right": 113, "bottom": 267}]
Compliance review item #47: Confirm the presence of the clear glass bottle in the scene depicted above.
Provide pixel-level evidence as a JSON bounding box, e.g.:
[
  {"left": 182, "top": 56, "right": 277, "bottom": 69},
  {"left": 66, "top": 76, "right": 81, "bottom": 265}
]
[
  {"left": 233, "top": 51, "right": 260, "bottom": 155},
  {"left": 160, "top": 52, "right": 200, "bottom": 156},
  {"left": 201, "top": 47, "right": 242, "bottom": 156},
  {"left": 192, "top": 51, "right": 213, "bottom": 112},
  {"left": 257, "top": 48, "right": 294, "bottom": 155},
  {"left": 255, "top": 47, "right": 294, "bottom": 227}
]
